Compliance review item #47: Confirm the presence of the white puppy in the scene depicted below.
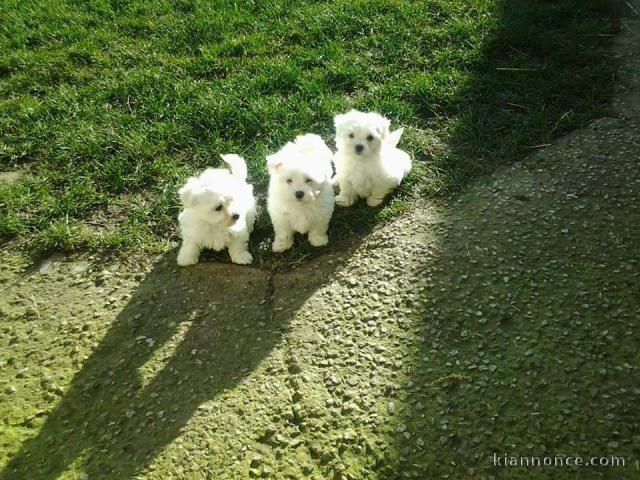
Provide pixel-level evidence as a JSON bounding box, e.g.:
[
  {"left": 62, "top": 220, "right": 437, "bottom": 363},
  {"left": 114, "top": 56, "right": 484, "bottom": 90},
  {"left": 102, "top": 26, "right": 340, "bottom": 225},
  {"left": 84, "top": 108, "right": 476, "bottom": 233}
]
[
  {"left": 266, "top": 134, "right": 335, "bottom": 252},
  {"left": 177, "top": 154, "right": 256, "bottom": 266},
  {"left": 333, "top": 110, "right": 411, "bottom": 207}
]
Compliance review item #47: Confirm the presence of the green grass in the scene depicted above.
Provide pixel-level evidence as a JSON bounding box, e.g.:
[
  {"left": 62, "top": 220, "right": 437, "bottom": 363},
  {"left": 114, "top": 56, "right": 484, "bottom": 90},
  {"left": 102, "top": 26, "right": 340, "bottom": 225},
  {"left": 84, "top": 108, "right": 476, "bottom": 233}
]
[{"left": 0, "top": 0, "right": 620, "bottom": 257}]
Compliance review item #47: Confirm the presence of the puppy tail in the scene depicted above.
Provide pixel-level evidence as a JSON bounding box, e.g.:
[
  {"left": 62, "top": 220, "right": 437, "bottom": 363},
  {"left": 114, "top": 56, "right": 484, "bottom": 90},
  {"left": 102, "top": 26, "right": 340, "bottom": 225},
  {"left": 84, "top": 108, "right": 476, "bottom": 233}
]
[
  {"left": 220, "top": 154, "right": 248, "bottom": 181},
  {"left": 386, "top": 127, "right": 404, "bottom": 148}
]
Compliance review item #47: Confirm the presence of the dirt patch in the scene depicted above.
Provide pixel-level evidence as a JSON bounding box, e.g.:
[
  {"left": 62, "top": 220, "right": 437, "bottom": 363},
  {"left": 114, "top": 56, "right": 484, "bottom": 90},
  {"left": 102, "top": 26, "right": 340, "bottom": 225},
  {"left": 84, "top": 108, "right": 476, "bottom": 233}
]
[{"left": 0, "top": 170, "right": 25, "bottom": 185}]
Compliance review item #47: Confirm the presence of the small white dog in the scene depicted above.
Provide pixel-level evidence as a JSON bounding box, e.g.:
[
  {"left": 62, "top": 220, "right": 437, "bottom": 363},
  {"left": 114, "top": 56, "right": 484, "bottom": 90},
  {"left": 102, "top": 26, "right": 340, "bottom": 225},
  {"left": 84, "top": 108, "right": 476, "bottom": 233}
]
[
  {"left": 177, "top": 154, "right": 256, "bottom": 266},
  {"left": 333, "top": 110, "right": 411, "bottom": 207},
  {"left": 266, "top": 134, "right": 335, "bottom": 252}
]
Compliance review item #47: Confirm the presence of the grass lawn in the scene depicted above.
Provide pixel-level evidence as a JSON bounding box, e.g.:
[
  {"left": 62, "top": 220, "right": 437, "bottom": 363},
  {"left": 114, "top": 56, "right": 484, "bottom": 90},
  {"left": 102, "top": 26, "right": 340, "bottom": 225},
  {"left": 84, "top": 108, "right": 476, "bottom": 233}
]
[{"left": 0, "top": 0, "right": 619, "bottom": 259}]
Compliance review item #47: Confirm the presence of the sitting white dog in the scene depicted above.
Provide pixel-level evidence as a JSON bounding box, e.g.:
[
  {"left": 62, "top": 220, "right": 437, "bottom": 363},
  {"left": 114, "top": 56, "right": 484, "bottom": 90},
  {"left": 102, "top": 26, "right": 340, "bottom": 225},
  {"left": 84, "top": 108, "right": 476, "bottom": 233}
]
[
  {"left": 333, "top": 110, "right": 411, "bottom": 207},
  {"left": 266, "top": 134, "right": 335, "bottom": 252},
  {"left": 177, "top": 154, "right": 256, "bottom": 266}
]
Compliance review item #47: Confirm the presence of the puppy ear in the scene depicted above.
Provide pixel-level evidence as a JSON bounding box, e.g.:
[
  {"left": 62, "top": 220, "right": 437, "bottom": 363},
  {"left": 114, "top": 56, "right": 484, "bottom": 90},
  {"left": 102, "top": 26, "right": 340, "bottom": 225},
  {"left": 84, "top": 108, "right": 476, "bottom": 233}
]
[
  {"left": 334, "top": 110, "right": 355, "bottom": 132},
  {"left": 266, "top": 153, "right": 283, "bottom": 173},
  {"left": 376, "top": 116, "right": 391, "bottom": 140},
  {"left": 179, "top": 178, "right": 200, "bottom": 208}
]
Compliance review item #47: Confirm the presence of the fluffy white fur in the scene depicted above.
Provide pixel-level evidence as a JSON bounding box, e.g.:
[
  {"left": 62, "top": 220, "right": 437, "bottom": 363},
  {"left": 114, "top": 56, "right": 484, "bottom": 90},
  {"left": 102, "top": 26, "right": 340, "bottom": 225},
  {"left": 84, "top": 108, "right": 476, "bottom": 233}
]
[
  {"left": 177, "top": 154, "right": 256, "bottom": 266},
  {"left": 266, "top": 134, "right": 335, "bottom": 252},
  {"left": 333, "top": 110, "right": 411, "bottom": 207}
]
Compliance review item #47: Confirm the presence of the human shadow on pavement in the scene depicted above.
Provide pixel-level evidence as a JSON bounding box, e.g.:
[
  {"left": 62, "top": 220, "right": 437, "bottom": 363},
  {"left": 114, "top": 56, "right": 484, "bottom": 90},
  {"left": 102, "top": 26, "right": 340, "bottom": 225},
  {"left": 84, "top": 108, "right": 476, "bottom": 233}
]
[
  {"left": 391, "top": 138, "right": 640, "bottom": 479},
  {"left": 0, "top": 248, "right": 354, "bottom": 479},
  {"left": 384, "top": 1, "right": 632, "bottom": 478}
]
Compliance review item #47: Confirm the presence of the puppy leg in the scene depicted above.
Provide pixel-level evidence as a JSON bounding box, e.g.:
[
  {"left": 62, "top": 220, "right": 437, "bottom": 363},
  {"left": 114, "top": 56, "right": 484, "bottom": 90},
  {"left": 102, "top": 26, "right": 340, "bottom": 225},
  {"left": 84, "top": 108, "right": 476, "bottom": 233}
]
[
  {"left": 336, "top": 181, "right": 356, "bottom": 207},
  {"left": 272, "top": 222, "right": 294, "bottom": 252},
  {"left": 177, "top": 241, "right": 201, "bottom": 266},
  {"left": 308, "top": 220, "right": 330, "bottom": 247},
  {"left": 228, "top": 237, "right": 253, "bottom": 265},
  {"left": 366, "top": 187, "right": 391, "bottom": 207}
]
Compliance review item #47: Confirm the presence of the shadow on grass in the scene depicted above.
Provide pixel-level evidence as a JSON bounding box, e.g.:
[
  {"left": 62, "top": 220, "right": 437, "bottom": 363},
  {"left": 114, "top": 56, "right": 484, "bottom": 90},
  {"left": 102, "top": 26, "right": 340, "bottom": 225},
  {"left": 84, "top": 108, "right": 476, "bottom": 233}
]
[
  {"left": 422, "top": 0, "right": 621, "bottom": 194},
  {"left": 0, "top": 246, "right": 356, "bottom": 479}
]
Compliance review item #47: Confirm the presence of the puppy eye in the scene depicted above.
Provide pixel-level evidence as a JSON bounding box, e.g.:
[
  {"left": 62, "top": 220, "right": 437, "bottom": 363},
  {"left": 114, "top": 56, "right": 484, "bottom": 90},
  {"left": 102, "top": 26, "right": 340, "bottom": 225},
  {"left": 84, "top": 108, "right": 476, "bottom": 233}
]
[
  {"left": 366, "top": 134, "right": 374, "bottom": 141},
  {"left": 286, "top": 179, "right": 293, "bottom": 185},
  {"left": 305, "top": 178, "right": 313, "bottom": 184},
  {"left": 348, "top": 133, "right": 354, "bottom": 139},
  {"left": 215, "top": 204, "right": 223, "bottom": 211}
]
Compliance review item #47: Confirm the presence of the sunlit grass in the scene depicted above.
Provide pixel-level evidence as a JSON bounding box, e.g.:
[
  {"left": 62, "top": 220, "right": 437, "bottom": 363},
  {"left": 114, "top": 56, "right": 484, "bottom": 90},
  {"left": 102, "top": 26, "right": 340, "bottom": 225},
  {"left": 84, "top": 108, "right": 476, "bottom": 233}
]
[{"left": 0, "top": 0, "right": 618, "bottom": 255}]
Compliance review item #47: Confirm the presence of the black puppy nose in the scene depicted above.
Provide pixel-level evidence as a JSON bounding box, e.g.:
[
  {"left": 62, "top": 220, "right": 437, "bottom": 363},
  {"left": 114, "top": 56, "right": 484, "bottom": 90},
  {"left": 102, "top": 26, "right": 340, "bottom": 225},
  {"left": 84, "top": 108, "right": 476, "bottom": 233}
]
[
  {"left": 295, "top": 190, "right": 305, "bottom": 199},
  {"left": 355, "top": 144, "right": 364, "bottom": 153},
  {"left": 231, "top": 213, "right": 240, "bottom": 220}
]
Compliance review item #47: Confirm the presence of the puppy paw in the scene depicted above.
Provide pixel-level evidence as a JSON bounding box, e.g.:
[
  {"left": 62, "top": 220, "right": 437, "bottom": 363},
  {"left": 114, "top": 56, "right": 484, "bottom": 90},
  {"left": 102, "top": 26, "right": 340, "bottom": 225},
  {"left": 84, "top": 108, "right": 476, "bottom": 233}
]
[
  {"left": 336, "top": 194, "right": 355, "bottom": 207},
  {"left": 177, "top": 253, "right": 199, "bottom": 267},
  {"left": 272, "top": 237, "right": 293, "bottom": 252},
  {"left": 366, "top": 196, "right": 384, "bottom": 207},
  {"left": 231, "top": 251, "right": 253, "bottom": 265},
  {"left": 308, "top": 232, "right": 329, "bottom": 247}
]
